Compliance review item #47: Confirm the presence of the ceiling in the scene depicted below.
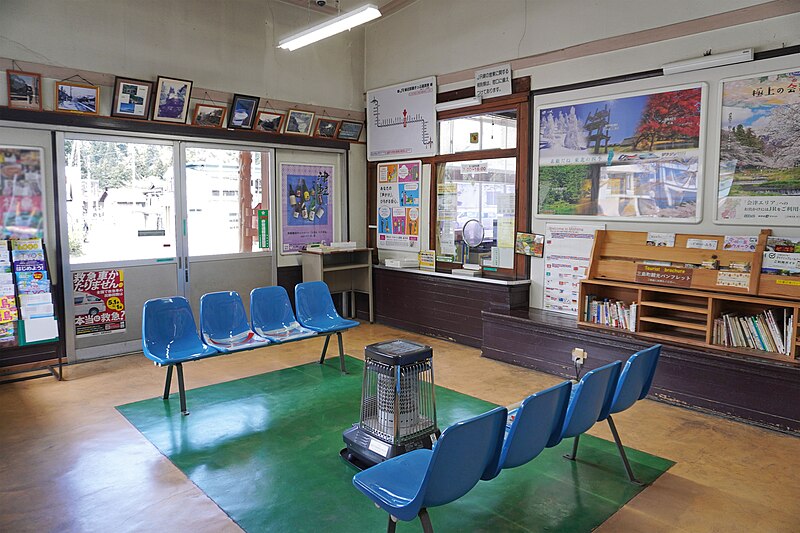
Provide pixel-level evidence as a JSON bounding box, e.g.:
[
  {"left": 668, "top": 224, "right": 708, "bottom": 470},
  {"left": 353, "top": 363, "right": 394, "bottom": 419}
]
[{"left": 276, "top": 0, "right": 419, "bottom": 18}]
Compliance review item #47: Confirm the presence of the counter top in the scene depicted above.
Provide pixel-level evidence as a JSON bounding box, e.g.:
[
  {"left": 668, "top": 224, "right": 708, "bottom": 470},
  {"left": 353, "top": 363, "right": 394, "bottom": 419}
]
[{"left": 375, "top": 264, "right": 531, "bottom": 286}]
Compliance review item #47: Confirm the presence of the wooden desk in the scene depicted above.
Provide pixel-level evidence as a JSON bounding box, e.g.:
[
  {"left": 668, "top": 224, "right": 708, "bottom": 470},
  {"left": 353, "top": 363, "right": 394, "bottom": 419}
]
[{"left": 300, "top": 248, "right": 373, "bottom": 323}]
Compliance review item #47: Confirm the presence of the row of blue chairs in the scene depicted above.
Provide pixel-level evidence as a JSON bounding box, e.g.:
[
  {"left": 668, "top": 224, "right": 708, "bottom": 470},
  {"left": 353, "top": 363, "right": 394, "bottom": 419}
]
[
  {"left": 352, "top": 345, "right": 661, "bottom": 533},
  {"left": 142, "top": 281, "right": 358, "bottom": 415}
]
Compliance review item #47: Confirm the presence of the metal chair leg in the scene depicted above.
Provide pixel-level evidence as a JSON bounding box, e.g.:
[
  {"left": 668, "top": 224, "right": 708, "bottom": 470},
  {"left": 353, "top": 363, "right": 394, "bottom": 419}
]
[
  {"left": 419, "top": 509, "right": 434, "bottom": 533},
  {"left": 162, "top": 365, "right": 174, "bottom": 400},
  {"left": 386, "top": 515, "right": 397, "bottom": 533},
  {"left": 607, "top": 415, "right": 643, "bottom": 485},
  {"left": 564, "top": 434, "right": 580, "bottom": 460},
  {"left": 336, "top": 331, "right": 347, "bottom": 374},
  {"left": 176, "top": 363, "right": 189, "bottom": 416},
  {"left": 319, "top": 335, "right": 331, "bottom": 364}
]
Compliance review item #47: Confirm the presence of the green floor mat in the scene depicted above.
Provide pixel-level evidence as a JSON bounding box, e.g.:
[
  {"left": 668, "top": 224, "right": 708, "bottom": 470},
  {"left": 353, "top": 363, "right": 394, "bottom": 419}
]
[{"left": 117, "top": 357, "right": 673, "bottom": 532}]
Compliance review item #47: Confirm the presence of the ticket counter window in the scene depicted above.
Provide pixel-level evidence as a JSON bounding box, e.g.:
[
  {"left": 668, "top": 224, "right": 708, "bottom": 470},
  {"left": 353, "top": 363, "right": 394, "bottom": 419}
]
[
  {"left": 435, "top": 157, "right": 516, "bottom": 269},
  {"left": 439, "top": 110, "right": 517, "bottom": 155}
]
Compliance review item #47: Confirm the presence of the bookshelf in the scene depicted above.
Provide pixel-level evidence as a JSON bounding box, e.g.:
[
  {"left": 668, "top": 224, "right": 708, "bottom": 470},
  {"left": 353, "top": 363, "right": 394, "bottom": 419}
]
[{"left": 579, "top": 229, "right": 799, "bottom": 362}]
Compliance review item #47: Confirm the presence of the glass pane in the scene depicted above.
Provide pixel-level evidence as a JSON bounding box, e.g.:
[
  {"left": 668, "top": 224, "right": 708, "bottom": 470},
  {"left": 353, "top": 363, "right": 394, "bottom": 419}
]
[
  {"left": 185, "top": 147, "right": 269, "bottom": 256},
  {"left": 65, "top": 138, "right": 175, "bottom": 264},
  {"left": 436, "top": 158, "right": 516, "bottom": 269},
  {"left": 439, "top": 109, "right": 517, "bottom": 155}
]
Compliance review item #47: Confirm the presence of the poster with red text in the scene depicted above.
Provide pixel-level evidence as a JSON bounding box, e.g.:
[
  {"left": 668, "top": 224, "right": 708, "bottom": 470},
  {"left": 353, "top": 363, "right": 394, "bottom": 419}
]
[{"left": 73, "top": 269, "right": 126, "bottom": 336}]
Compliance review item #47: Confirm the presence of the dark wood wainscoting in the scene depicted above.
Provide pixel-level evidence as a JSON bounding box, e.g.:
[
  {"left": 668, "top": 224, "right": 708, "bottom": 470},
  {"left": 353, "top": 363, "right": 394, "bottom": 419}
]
[
  {"left": 374, "top": 268, "right": 529, "bottom": 348},
  {"left": 482, "top": 308, "right": 800, "bottom": 434}
]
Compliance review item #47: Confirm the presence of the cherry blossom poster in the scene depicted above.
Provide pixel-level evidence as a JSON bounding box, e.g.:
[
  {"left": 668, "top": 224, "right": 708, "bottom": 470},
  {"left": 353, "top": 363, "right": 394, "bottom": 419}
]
[
  {"left": 535, "top": 84, "right": 705, "bottom": 221},
  {"left": 716, "top": 68, "right": 800, "bottom": 224}
]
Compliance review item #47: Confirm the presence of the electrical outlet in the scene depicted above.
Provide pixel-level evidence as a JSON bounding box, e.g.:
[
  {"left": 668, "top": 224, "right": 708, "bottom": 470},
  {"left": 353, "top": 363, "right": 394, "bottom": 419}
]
[{"left": 571, "top": 348, "right": 587, "bottom": 364}]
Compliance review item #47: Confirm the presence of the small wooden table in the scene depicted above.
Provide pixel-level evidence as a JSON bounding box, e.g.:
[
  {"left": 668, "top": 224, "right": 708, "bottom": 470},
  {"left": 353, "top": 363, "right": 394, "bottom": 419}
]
[{"left": 300, "top": 248, "right": 374, "bottom": 323}]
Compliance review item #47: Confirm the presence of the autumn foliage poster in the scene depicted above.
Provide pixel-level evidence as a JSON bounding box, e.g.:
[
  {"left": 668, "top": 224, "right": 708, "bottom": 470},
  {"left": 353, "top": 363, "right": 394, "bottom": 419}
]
[{"left": 536, "top": 85, "right": 704, "bottom": 220}]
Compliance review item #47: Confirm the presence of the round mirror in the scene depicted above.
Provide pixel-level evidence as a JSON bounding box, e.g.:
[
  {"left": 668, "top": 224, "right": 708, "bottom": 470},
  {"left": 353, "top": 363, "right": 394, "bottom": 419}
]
[{"left": 462, "top": 219, "right": 484, "bottom": 248}]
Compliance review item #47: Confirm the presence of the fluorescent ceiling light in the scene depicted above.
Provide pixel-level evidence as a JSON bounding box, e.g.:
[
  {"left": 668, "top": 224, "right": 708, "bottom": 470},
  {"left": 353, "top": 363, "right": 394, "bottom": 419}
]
[
  {"left": 278, "top": 4, "right": 381, "bottom": 51},
  {"left": 435, "top": 96, "right": 482, "bottom": 112},
  {"left": 662, "top": 48, "right": 753, "bottom": 75}
]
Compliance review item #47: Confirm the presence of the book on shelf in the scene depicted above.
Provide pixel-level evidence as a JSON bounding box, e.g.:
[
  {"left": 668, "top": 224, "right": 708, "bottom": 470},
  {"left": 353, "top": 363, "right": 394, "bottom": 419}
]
[
  {"left": 583, "top": 295, "right": 637, "bottom": 332},
  {"left": 712, "top": 308, "right": 793, "bottom": 356}
]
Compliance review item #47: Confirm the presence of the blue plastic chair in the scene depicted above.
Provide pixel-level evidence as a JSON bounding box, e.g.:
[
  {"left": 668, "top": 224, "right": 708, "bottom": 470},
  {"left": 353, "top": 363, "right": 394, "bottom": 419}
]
[
  {"left": 142, "top": 296, "right": 219, "bottom": 415},
  {"left": 605, "top": 345, "right": 662, "bottom": 483},
  {"left": 295, "top": 281, "right": 359, "bottom": 373},
  {"left": 353, "top": 406, "right": 507, "bottom": 533},
  {"left": 559, "top": 360, "right": 622, "bottom": 461},
  {"left": 250, "top": 286, "right": 317, "bottom": 343},
  {"left": 199, "top": 291, "right": 271, "bottom": 353},
  {"left": 482, "top": 380, "right": 572, "bottom": 481}
]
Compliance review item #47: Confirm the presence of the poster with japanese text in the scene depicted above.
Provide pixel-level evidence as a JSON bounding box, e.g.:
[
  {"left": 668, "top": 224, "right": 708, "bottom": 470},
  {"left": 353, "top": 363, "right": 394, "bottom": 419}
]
[
  {"left": 377, "top": 160, "right": 421, "bottom": 251},
  {"left": 536, "top": 85, "right": 704, "bottom": 221},
  {"left": 1, "top": 146, "right": 45, "bottom": 239},
  {"left": 73, "top": 269, "right": 126, "bottom": 336},
  {"left": 280, "top": 163, "right": 333, "bottom": 254},
  {"left": 367, "top": 77, "right": 437, "bottom": 161},
  {"left": 716, "top": 68, "right": 800, "bottom": 224},
  {"left": 543, "top": 223, "right": 604, "bottom": 315}
]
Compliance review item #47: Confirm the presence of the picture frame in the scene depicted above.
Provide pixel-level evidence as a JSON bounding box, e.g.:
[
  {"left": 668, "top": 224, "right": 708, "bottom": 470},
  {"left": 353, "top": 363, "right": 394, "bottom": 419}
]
[
  {"left": 191, "top": 103, "right": 227, "bottom": 128},
  {"left": 152, "top": 75, "right": 194, "bottom": 123},
  {"left": 6, "top": 70, "right": 42, "bottom": 111},
  {"left": 55, "top": 81, "right": 99, "bottom": 116},
  {"left": 314, "top": 118, "right": 340, "bottom": 139},
  {"left": 227, "top": 94, "right": 260, "bottom": 129},
  {"left": 255, "top": 111, "right": 285, "bottom": 134},
  {"left": 284, "top": 109, "right": 316, "bottom": 136},
  {"left": 111, "top": 76, "right": 154, "bottom": 120},
  {"left": 337, "top": 120, "right": 364, "bottom": 141}
]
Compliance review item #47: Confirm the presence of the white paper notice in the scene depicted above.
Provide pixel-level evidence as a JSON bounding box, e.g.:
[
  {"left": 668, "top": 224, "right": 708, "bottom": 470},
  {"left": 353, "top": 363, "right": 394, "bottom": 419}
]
[{"left": 544, "top": 223, "right": 605, "bottom": 315}]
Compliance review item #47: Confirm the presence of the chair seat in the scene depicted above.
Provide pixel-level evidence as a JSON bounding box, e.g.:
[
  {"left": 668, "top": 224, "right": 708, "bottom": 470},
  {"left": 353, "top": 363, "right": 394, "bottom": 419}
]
[
  {"left": 143, "top": 343, "right": 219, "bottom": 366},
  {"left": 255, "top": 321, "right": 317, "bottom": 343},
  {"left": 302, "top": 316, "right": 359, "bottom": 333},
  {"left": 204, "top": 331, "right": 271, "bottom": 353},
  {"left": 353, "top": 449, "right": 432, "bottom": 521}
]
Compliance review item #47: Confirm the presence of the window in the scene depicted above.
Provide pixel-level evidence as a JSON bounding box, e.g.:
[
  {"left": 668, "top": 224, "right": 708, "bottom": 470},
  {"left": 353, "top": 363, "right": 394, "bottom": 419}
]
[
  {"left": 64, "top": 138, "right": 175, "bottom": 264},
  {"left": 439, "top": 110, "right": 517, "bottom": 155},
  {"left": 184, "top": 147, "right": 270, "bottom": 256}
]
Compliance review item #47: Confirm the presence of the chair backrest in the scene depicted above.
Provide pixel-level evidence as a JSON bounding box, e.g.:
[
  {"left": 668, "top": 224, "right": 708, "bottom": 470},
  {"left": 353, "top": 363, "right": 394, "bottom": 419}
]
[
  {"left": 421, "top": 406, "right": 507, "bottom": 509},
  {"left": 295, "top": 281, "right": 340, "bottom": 323},
  {"left": 493, "top": 381, "right": 571, "bottom": 476},
  {"left": 560, "top": 361, "right": 622, "bottom": 440},
  {"left": 199, "top": 291, "right": 252, "bottom": 343},
  {"left": 142, "top": 297, "right": 206, "bottom": 360},
  {"left": 610, "top": 344, "right": 662, "bottom": 415},
  {"left": 251, "top": 286, "right": 297, "bottom": 332}
]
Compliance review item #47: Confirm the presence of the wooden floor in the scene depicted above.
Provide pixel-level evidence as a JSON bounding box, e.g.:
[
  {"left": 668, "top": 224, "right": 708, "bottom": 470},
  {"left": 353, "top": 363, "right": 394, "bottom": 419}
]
[{"left": 0, "top": 322, "right": 797, "bottom": 532}]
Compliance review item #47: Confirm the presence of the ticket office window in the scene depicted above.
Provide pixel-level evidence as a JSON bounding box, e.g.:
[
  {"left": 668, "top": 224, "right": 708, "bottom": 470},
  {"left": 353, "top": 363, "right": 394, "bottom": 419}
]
[{"left": 432, "top": 96, "right": 529, "bottom": 280}]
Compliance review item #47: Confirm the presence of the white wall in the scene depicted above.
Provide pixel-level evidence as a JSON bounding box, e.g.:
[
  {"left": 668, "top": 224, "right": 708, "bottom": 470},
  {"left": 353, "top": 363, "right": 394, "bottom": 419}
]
[
  {"left": 0, "top": 0, "right": 366, "bottom": 111},
  {"left": 364, "top": 0, "right": 800, "bottom": 310}
]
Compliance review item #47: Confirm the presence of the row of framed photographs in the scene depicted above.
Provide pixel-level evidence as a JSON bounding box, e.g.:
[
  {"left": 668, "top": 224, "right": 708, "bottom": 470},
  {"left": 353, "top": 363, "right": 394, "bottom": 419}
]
[{"left": 5, "top": 70, "right": 364, "bottom": 141}]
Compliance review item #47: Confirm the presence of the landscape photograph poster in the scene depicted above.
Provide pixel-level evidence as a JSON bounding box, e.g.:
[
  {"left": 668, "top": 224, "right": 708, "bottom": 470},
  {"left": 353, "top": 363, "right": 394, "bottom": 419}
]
[
  {"left": 73, "top": 269, "right": 125, "bottom": 337},
  {"left": 280, "top": 163, "right": 333, "bottom": 253},
  {"left": 536, "top": 85, "right": 705, "bottom": 221},
  {"left": 716, "top": 69, "right": 800, "bottom": 224},
  {"left": 377, "top": 160, "right": 421, "bottom": 251}
]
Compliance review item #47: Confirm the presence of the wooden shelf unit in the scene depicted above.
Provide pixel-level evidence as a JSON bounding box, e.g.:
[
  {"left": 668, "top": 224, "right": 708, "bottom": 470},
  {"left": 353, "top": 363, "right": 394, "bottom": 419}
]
[{"left": 579, "top": 229, "right": 800, "bottom": 362}]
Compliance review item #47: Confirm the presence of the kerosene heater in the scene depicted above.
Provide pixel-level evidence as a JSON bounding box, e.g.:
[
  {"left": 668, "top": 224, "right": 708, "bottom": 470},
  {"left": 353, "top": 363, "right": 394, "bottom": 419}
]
[{"left": 341, "top": 339, "right": 439, "bottom": 468}]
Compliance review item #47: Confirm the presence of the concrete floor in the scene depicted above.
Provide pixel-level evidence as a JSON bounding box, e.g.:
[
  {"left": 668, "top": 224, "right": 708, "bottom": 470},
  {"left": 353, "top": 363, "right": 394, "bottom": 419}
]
[{"left": 0, "top": 322, "right": 797, "bottom": 532}]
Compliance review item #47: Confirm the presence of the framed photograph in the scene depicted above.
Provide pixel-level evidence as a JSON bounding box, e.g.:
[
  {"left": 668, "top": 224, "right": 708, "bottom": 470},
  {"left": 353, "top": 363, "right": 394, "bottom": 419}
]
[
  {"left": 152, "top": 76, "right": 194, "bottom": 123},
  {"left": 111, "top": 77, "right": 154, "bottom": 120},
  {"left": 515, "top": 232, "right": 544, "bottom": 258},
  {"left": 227, "top": 94, "right": 260, "bottom": 129},
  {"left": 285, "top": 109, "right": 315, "bottom": 136},
  {"left": 191, "top": 103, "right": 226, "bottom": 128},
  {"left": 337, "top": 120, "right": 364, "bottom": 141},
  {"left": 6, "top": 70, "right": 42, "bottom": 111},
  {"left": 55, "top": 81, "right": 99, "bottom": 115},
  {"left": 255, "top": 111, "right": 285, "bottom": 133},
  {"left": 314, "top": 118, "right": 340, "bottom": 139}
]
